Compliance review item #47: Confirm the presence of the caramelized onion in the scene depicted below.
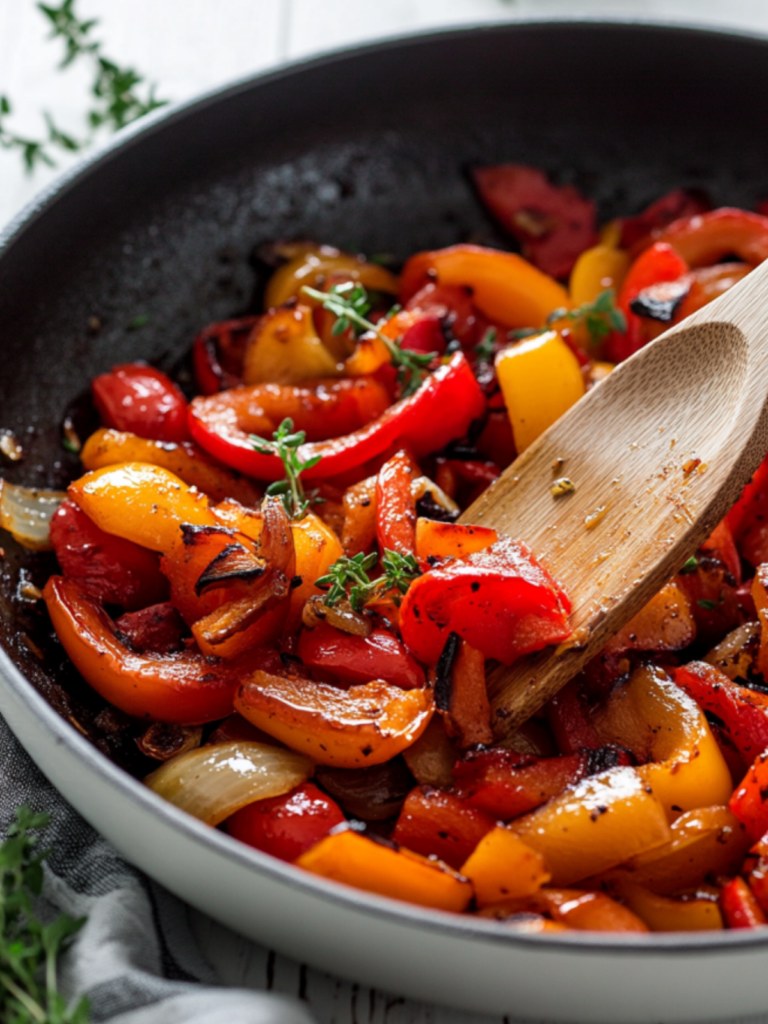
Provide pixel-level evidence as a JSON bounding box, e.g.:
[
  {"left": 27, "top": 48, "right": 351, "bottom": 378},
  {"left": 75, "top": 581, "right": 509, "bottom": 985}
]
[
  {"left": 144, "top": 740, "right": 312, "bottom": 825},
  {"left": 0, "top": 479, "right": 66, "bottom": 550}
]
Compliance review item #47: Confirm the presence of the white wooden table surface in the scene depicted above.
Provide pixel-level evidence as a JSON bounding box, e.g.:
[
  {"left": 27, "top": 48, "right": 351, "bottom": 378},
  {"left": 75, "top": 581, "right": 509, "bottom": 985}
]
[{"left": 4, "top": 2, "right": 768, "bottom": 1021}]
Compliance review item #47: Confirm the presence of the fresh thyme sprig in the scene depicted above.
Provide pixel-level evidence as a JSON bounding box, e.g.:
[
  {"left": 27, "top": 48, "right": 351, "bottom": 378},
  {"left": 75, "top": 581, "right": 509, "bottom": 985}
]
[
  {"left": 474, "top": 326, "right": 497, "bottom": 362},
  {"left": 1, "top": 806, "right": 90, "bottom": 1024},
  {"left": 0, "top": 0, "right": 167, "bottom": 173},
  {"left": 250, "top": 418, "right": 321, "bottom": 520},
  {"left": 510, "top": 289, "right": 627, "bottom": 347},
  {"left": 316, "top": 549, "right": 422, "bottom": 612},
  {"left": 301, "top": 282, "right": 436, "bottom": 398}
]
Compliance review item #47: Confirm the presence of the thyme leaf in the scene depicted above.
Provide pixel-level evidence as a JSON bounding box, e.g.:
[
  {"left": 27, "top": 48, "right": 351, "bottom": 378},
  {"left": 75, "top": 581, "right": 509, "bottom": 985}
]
[{"left": 250, "top": 418, "right": 322, "bottom": 520}]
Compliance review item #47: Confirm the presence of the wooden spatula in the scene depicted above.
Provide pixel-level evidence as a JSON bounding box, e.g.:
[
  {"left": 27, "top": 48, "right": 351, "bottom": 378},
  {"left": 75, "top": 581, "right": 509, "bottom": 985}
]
[{"left": 459, "top": 258, "right": 768, "bottom": 738}]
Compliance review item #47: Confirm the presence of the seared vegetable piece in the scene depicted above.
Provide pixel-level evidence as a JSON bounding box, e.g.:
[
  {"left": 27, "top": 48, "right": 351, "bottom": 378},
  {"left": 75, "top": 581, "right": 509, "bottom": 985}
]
[
  {"left": 401, "top": 715, "right": 458, "bottom": 788},
  {"left": 295, "top": 828, "right": 473, "bottom": 912},
  {"left": 314, "top": 757, "right": 414, "bottom": 821},
  {"left": 495, "top": 331, "right": 584, "bottom": 453},
  {"left": 675, "top": 521, "right": 743, "bottom": 648},
  {"left": 647, "top": 208, "right": 768, "bottom": 267},
  {"left": 392, "top": 787, "right": 495, "bottom": 869},
  {"left": 189, "top": 353, "right": 485, "bottom": 482},
  {"left": 399, "top": 537, "right": 571, "bottom": 666},
  {"left": 705, "top": 621, "right": 760, "bottom": 683},
  {"left": 69, "top": 462, "right": 215, "bottom": 553},
  {"left": 242, "top": 305, "right": 341, "bottom": 385},
  {"left": 618, "top": 187, "right": 710, "bottom": 250},
  {"left": 234, "top": 670, "right": 434, "bottom": 768},
  {"left": 136, "top": 722, "right": 202, "bottom": 762},
  {"left": 629, "top": 276, "right": 692, "bottom": 322},
  {"left": 510, "top": 766, "right": 671, "bottom": 886},
  {"left": 264, "top": 245, "right": 398, "bottom": 310},
  {"left": 399, "top": 245, "right": 569, "bottom": 329},
  {"left": 488, "top": 888, "right": 648, "bottom": 932},
  {"left": 603, "top": 583, "right": 696, "bottom": 655},
  {"left": 593, "top": 665, "right": 732, "bottom": 817},
  {"left": 460, "top": 826, "right": 550, "bottom": 907},
  {"left": 193, "top": 314, "right": 261, "bottom": 394},
  {"left": 752, "top": 565, "right": 768, "bottom": 679},
  {"left": 415, "top": 520, "right": 498, "bottom": 563},
  {"left": 376, "top": 450, "right": 417, "bottom": 558},
  {"left": 0, "top": 479, "right": 66, "bottom": 550},
  {"left": 434, "top": 635, "right": 493, "bottom": 749},
  {"left": 50, "top": 498, "right": 169, "bottom": 611},
  {"left": 43, "top": 575, "right": 256, "bottom": 723},
  {"left": 226, "top": 782, "right": 346, "bottom": 861},
  {"left": 569, "top": 242, "right": 630, "bottom": 308},
  {"left": 287, "top": 512, "right": 343, "bottom": 629},
  {"left": 452, "top": 747, "right": 628, "bottom": 821},
  {"left": 471, "top": 164, "right": 597, "bottom": 280},
  {"left": 145, "top": 740, "right": 312, "bottom": 826},
  {"left": 719, "top": 876, "right": 767, "bottom": 929},
  {"left": 615, "top": 879, "right": 723, "bottom": 932},
  {"left": 114, "top": 602, "right": 185, "bottom": 654},
  {"left": 730, "top": 753, "right": 768, "bottom": 842},
  {"left": 298, "top": 622, "right": 425, "bottom": 690},
  {"left": 93, "top": 363, "right": 190, "bottom": 443},
  {"left": 675, "top": 661, "right": 768, "bottom": 764},
  {"left": 81, "top": 428, "right": 261, "bottom": 505}
]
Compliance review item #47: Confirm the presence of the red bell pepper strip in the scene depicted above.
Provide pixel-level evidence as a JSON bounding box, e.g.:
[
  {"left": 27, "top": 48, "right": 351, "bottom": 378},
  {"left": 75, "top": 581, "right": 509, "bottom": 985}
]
[
  {"left": 607, "top": 243, "right": 689, "bottom": 363},
  {"left": 471, "top": 164, "right": 598, "bottom": 279},
  {"left": 392, "top": 787, "right": 495, "bottom": 869},
  {"left": 727, "top": 452, "right": 768, "bottom": 540},
  {"left": 376, "top": 449, "right": 417, "bottom": 557},
  {"left": 192, "top": 315, "right": 260, "bottom": 394},
  {"left": 92, "top": 363, "right": 190, "bottom": 443},
  {"left": 297, "top": 622, "right": 425, "bottom": 690},
  {"left": 546, "top": 678, "right": 602, "bottom": 754},
  {"left": 114, "top": 602, "right": 185, "bottom": 655},
  {"left": 675, "top": 520, "right": 743, "bottom": 649},
  {"left": 720, "top": 876, "right": 768, "bottom": 928},
  {"left": 730, "top": 753, "right": 768, "bottom": 842},
  {"left": 645, "top": 208, "right": 768, "bottom": 267},
  {"left": 405, "top": 283, "right": 483, "bottom": 349},
  {"left": 674, "top": 661, "right": 768, "bottom": 763},
  {"left": 619, "top": 188, "right": 710, "bottom": 250},
  {"left": 189, "top": 353, "right": 486, "bottom": 482},
  {"left": 226, "top": 782, "right": 346, "bottom": 862},
  {"left": 399, "top": 315, "right": 446, "bottom": 357},
  {"left": 43, "top": 575, "right": 253, "bottom": 724},
  {"left": 399, "top": 536, "right": 571, "bottom": 666},
  {"left": 50, "top": 498, "right": 169, "bottom": 612}
]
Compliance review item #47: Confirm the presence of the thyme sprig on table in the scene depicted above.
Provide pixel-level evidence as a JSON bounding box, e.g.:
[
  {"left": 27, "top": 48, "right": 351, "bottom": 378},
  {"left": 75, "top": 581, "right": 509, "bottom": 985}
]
[
  {"left": 511, "top": 288, "right": 627, "bottom": 347},
  {"left": 301, "top": 282, "right": 436, "bottom": 398},
  {"left": 250, "top": 418, "right": 322, "bottom": 520},
  {"left": 0, "top": 0, "right": 167, "bottom": 173},
  {"left": 1, "top": 806, "right": 89, "bottom": 1024},
  {"left": 317, "top": 549, "right": 422, "bottom": 613}
]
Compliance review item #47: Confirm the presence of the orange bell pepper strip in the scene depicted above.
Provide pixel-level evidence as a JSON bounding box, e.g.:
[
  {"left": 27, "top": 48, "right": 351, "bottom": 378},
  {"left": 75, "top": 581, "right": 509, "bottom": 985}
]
[
  {"left": 234, "top": 669, "right": 434, "bottom": 768},
  {"left": 241, "top": 305, "right": 341, "bottom": 386},
  {"left": 375, "top": 449, "right": 417, "bottom": 557},
  {"left": 510, "top": 766, "right": 671, "bottom": 886},
  {"left": 615, "top": 878, "right": 723, "bottom": 932},
  {"left": 720, "top": 876, "right": 768, "bottom": 929},
  {"left": 69, "top": 462, "right": 215, "bottom": 553},
  {"left": 674, "top": 263, "right": 752, "bottom": 321},
  {"left": 43, "top": 575, "right": 248, "bottom": 723},
  {"left": 80, "top": 428, "right": 262, "bottom": 506},
  {"left": 752, "top": 565, "right": 768, "bottom": 679},
  {"left": 295, "top": 828, "right": 473, "bottom": 913},
  {"left": 540, "top": 890, "right": 648, "bottom": 933},
  {"left": 569, "top": 243, "right": 630, "bottom": 307},
  {"left": 593, "top": 665, "right": 733, "bottom": 817},
  {"left": 415, "top": 520, "right": 498, "bottom": 563},
  {"left": 399, "top": 245, "right": 569, "bottom": 329},
  {"left": 264, "top": 245, "right": 399, "bottom": 310},
  {"left": 602, "top": 583, "right": 695, "bottom": 655},
  {"left": 644, "top": 208, "right": 768, "bottom": 267},
  {"left": 392, "top": 787, "right": 495, "bottom": 869},
  {"left": 460, "top": 826, "right": 550, "bottom": 907},
  {"left": 286, "top": 511, "right": 343, "bottom": 631},
  {"left": 435, "top": 637, "right": 493, "bottom": 748}
]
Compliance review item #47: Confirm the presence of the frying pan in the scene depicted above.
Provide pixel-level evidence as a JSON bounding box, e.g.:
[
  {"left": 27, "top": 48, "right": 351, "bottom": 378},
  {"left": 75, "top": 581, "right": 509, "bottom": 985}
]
[{"left": 2, "top": 22, "right": 768, "bottom": 1023}]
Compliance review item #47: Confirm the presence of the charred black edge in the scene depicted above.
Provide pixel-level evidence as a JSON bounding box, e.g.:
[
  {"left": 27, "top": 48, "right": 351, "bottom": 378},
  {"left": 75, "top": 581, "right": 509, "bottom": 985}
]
[
  {"left": 629, "top": 280, "right": 690, "bottom": 323},
  {"left": 181, "top": 523, "right": 235, "bottom": 546},
  {"left": 434, "top": 631, "right": 461, "bottom": 712},
  {"left": 195, "top": 543, "right": 266, "bottom": 595}
]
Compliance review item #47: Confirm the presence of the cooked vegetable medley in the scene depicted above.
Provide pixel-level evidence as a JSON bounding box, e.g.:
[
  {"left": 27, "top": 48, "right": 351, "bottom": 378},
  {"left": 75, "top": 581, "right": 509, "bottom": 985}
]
[{"left": 9, "top": 165, "right": 768, "bottom": 934}]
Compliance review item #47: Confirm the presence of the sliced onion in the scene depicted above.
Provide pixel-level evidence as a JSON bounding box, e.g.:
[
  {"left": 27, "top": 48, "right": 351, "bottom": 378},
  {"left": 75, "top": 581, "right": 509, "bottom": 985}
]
[
  {"left": 144, "top": 740, "right": 313, "bottom": 825},
  {"left": 0, "top": 479, "right": 66, "bottom": 550},
  {"left": 411, "top": 475, "right": 459, "bottom": 514}
]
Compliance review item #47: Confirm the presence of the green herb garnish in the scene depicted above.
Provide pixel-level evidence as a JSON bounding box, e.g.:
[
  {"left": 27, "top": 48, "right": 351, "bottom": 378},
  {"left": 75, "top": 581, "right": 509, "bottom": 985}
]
[
  {"left": 679, "top": 556, "right": 699, "bottom": 575},
  {"left": 697, "top": 598, "right": 719, "bottom": 611},
  {"left": 301, "top": 282, "right": 436, "bottom": 398},
  {"left": 316, "top": 549, "right": 422, "bottom": 613},
  {"left": 509, "top": 289, "right": 627, "bottom": 347},
  {"left": 0, "top": 806, "right": 89, "bottom": 1024},
  {"left": 250, "top": 418, "right": 322, "bottom": 520},
  {"left": 474, "top": 326, "right": 497, "bottom": 362},
  {"left": 1, "top": 0, "right": 167, "bottom": 173}
]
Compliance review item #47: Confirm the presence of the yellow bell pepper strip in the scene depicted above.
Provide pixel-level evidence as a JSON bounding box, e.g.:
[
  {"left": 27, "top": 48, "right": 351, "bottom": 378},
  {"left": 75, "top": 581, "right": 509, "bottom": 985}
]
[
  {"left": 399, "top": 245, "right": 569, "bottom": 329},
  {"left": 602, "top": 582, "right": 696, "bottom": 655},
  {"left": 569, "top": 243, "right": 630, "bottom": 307},
  {"left": 234, "top": 669, "right": 434, "bottom": 768},
  {"left": 69, "top": 462, "right": 215, "bottom": 553},
  {"left": 296, "top": 828, "right": 473, "bottom": 912},
  {"left": 592, "top": 666, "right": 732, "bottom": 818},
  {"left": 510, "top": 766, "right": 671, "bottom": 886},
  {"left": 459, "top": 826, "right": 550, "bottom": 907},
  {"left": 264, "top": 245, "right": 399, "bottom": 310},
  {"left": 494, "top": 330, "right": 585, "bottom": 453},
  {"left": 241, "top": 305, "right": 342, "bottom": 385},
  {"left": 287, "top": 511, "right": 343, "bottom": 630},
  {"left": 80, "top": 428, "right": 261, "bottom": 506},
  {"left": 614, "top": 878, "right": 724, "bottom": 932},
  {"left": 612, "top": 806, "right": 749, "bottom": 895},
  {"left": 43, "top": 575, "right": 255, "bottom": 723}
]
